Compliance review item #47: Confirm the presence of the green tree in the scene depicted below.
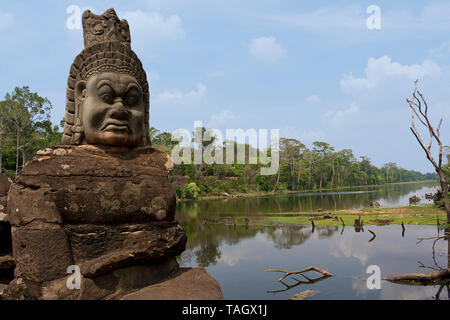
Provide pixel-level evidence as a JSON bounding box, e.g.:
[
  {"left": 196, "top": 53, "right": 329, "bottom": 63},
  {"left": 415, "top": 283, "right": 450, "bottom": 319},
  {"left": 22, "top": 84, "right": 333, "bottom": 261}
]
[{"left": 1, "top": 86, "right": 52, "bottom": 177}]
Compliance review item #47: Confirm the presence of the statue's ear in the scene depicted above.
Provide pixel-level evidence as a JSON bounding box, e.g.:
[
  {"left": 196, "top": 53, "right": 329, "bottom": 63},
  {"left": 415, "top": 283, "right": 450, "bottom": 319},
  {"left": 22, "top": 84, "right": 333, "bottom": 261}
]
[{"left": 75, "top": 80, "right": 87, "bottom": 101}]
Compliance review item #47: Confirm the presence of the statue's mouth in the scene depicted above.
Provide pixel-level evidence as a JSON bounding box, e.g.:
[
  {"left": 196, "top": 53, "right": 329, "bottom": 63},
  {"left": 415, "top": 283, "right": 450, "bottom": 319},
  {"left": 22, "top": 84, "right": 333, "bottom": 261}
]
[{"left": 101, "top": 121, "right": 130, "bottom": 133}]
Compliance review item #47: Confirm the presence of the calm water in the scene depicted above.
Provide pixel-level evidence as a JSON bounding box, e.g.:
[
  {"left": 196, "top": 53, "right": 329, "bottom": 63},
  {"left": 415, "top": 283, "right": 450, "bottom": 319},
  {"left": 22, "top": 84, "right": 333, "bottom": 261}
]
[
  {"left": 176, "top": 182, "right": 450, "bottom": 300},
  {"left": 179, "top": 224, "right": 449, "bottom": 300},
  {"left": 176, "top": 181, "right": 438, "bottom": 219}
]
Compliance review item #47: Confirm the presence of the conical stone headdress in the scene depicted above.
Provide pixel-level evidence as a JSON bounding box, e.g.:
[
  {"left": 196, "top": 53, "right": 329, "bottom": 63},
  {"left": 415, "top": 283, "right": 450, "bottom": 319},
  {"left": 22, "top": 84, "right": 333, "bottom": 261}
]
[{"left": 61, "top": 8, "right": 150, "bottom": 145}]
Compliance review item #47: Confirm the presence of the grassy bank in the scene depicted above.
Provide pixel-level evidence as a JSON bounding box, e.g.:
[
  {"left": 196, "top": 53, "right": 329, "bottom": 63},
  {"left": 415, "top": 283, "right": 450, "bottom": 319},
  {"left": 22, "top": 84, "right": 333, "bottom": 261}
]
[{"left": 234, "top": 205, "right": 448, "bottom": 226}]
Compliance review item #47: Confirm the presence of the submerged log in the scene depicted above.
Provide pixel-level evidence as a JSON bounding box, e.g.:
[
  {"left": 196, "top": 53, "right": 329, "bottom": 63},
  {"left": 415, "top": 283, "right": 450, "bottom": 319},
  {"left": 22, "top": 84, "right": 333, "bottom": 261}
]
[
  {"left": 368, "top": 229, "right": 376, "bottom": 242},
  {"left": 384, "top": 270, "right": 450, "bottom": 285},
  {"left": 289, "top": 289, "right": 319, "bottom": 300}
]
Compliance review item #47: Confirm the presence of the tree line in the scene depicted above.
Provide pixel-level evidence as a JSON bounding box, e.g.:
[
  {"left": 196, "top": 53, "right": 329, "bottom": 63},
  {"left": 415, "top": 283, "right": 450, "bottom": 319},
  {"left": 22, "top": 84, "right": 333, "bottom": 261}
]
[{"left": 150, "top": 128, "right": 439, "bottom": 199}]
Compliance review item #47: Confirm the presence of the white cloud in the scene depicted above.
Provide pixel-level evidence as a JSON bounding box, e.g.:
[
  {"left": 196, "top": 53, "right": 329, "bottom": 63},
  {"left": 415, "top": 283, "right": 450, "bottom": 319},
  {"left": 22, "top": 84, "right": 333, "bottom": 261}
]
[
  {"left": 123, "top": 10, "right": 185, "bottom": 41},
  {"left": 249, "top": 36, "right": 287, "bottom": 64},
  {"left": 325, "top": 103, "right": 360, "bottom": 127},
  {"left": 0, "top": 12, "right": 13, "bottom": 30},
  {"left": 428, "top": 40, "right": 450, "bottom": 60},
  {"left": 335, "top": 55, "right": 450, "bottom": 171},
  {"left": 154, "top": 83, "right": 207, "bottom": 107},
  {"left": 306, "top": 95, "right": 320, "bottom": 103},
  {"left": 341, "top": 56, "right": 441, "bottom": 93},
  {"left": 330, "top": 234, "right": 369, "bottom": 265}
]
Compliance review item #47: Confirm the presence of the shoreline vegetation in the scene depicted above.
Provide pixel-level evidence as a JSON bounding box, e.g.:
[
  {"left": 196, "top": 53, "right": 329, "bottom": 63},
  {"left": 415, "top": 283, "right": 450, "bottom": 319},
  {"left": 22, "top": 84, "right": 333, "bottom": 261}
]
[
  {"left": 182, "top": 179, "right": 438, "bottom": 202},
  {"left": 213, "top": 205, "right": 448, "bottom": 227}
]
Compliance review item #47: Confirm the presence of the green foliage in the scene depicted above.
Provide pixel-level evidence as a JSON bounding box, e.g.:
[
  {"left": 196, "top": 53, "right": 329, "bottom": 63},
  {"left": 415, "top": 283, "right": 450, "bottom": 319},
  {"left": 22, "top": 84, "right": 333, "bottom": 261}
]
[
  {"left": 175, "top": 187, "right": 182, "bottom": 199},
  {"left": 182, "top": 182, "right": 201, "bottom": 200},
  {"left": 0, "top": 86, "right": 54, "bottom": 177}
]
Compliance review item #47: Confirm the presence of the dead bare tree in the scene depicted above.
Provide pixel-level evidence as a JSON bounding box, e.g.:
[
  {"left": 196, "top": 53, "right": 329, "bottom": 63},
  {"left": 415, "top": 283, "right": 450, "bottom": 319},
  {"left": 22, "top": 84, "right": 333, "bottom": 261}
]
[{"left": 406, "top": 80, "right": 449, "bottom": 224}]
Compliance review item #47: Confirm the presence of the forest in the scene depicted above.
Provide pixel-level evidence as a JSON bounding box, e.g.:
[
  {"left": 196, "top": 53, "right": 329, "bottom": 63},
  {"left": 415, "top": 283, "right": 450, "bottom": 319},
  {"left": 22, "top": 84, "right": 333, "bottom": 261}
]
[{"left": 0, "top": 86, "right": 438, "bottom": 200}]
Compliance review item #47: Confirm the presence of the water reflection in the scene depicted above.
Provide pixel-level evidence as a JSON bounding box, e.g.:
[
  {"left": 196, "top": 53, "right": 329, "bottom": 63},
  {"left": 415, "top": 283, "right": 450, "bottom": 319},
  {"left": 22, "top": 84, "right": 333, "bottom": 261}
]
[
  {"left": 177, "top": 182, "right": 447, "bottom": 299},
  {"left": 178, "top": 223, "right": 449, "bottom": 300}
]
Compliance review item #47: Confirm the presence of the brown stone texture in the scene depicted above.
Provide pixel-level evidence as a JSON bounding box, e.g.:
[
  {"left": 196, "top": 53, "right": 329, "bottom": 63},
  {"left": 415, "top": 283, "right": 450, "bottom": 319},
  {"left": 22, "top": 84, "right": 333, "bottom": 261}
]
[
  {"left": 7, "top": 145, "right": 187, "bottom": 299},
  {"left": 121, "top": 268, "right": 225, "bottom": 300},
  {"left": 11, "top": 221, "right": 73, "bottom": 282}
]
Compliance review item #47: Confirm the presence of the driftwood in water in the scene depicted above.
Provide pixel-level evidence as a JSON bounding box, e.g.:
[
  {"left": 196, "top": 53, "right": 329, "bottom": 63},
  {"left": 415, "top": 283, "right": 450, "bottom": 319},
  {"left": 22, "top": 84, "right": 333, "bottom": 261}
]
[
  {"left": 384, "top": 270, "right": 450, "bottom": 285},
  {"left": 289, "top": 289, "right": 320, "bottom": 300},
  {"left": 267, "top": 273, "right": 329, "bottom": 294},
  {"left": 409, "top": 195, "right": 421, "bottom": 204},
  {"left": 367, "top": 201, "right": 380, "bottom": 207},
  {"left": 401, "top": 221, "right": 406, "bottom": 237},
  {"left": 387, "top": 234, "right": 450, "bottom": 285},
  {"left": 265, "top": 266, "right": 333, "bottom": 282},
  {"left": 368, "top": 229, "right": 376, "bottom": 242}
]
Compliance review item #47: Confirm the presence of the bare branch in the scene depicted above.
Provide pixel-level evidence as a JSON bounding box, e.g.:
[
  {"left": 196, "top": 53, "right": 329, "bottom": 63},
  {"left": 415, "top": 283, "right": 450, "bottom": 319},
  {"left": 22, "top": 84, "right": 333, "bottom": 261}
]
[{"left": 265, "top": 266, "right": 334, "bottom": 282}]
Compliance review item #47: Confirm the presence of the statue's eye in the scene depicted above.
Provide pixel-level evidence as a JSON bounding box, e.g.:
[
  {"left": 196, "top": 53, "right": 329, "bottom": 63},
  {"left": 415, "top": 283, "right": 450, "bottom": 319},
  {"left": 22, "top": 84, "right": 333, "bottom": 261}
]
[
  {"left": 101, "top": 93, "right": 114, "bottom": 104},
  {"left": 125, "top": 94, "right": 138, "bottom": 106},
  {"left": 98, "top": 85, "right": 115, "bottom": 104}
]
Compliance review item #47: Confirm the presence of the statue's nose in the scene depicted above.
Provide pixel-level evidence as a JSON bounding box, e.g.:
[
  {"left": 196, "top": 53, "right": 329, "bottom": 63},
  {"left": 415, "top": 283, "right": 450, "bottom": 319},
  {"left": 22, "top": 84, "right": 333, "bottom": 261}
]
[{"left": 110, "top": 98, "right": 129, "bottom": 120}]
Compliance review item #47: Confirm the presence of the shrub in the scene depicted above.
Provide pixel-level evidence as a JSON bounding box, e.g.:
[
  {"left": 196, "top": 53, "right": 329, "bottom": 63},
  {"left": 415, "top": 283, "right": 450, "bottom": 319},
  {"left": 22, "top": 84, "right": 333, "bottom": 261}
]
[{"left": 182, "top": 182, "right": 201, "bottom": 200}]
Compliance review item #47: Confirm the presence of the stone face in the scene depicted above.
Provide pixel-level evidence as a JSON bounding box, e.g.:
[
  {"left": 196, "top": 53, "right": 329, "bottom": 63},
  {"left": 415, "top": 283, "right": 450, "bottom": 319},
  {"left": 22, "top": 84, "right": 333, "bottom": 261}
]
[
  {"left": 61, "top": 8, "right": 150, "bottom": 147},
  {"left": 121, "top": 268, "right": 225, "bottom": 300},
  {"left": 7, "top": 145, "right": 187, "bottom": 299}
]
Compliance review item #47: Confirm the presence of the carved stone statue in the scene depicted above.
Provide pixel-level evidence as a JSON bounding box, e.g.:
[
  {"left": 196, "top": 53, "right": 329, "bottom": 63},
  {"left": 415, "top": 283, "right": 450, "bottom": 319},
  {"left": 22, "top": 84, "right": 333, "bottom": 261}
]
[
  {"left": 61, "top": 8, "right": 150, "bottom": 147},
  {"left": 3, "top": 9, "right": 200, "bottom": 300}
]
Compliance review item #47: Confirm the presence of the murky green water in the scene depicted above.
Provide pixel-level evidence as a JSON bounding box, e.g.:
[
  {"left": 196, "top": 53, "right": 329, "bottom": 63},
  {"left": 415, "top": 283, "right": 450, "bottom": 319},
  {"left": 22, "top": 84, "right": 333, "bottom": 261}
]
[{"left": 176, "top": 182, "right": 450, "bottom": 300}]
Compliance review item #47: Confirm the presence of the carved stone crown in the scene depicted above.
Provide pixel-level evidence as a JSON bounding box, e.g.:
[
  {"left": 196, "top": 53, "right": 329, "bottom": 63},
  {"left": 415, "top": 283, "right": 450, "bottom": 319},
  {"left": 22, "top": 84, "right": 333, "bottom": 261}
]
[{"left": 82, "top": 8, "right": 131, "bottom": 48}]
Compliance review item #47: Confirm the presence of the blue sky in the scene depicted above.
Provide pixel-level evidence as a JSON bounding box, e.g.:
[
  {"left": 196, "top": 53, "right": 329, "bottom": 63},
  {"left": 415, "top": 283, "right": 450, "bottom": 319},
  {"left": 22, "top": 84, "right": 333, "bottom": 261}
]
[{"left": 1, "top": 1, "right": 449, "bottom": 172}]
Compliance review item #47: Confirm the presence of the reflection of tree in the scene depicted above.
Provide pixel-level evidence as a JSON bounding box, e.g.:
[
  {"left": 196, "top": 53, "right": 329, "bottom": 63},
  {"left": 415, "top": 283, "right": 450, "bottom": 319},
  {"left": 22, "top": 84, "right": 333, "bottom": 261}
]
[
  {"left": 316, "top": 226, "right": 338, "bottom": 239},
  {"left": 264, "top": 225, "right": 313, "bottom": 249},
  {"left": 181, "top": 222, "right": 260, "bottom": 267},
  {"left": 194, "top": 242, "right": 222, "bottom": 267}
]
